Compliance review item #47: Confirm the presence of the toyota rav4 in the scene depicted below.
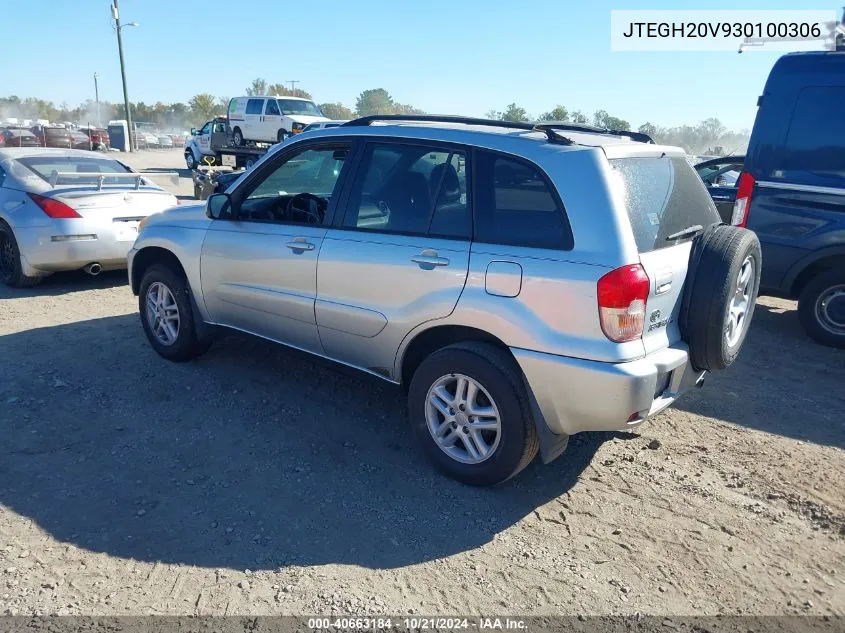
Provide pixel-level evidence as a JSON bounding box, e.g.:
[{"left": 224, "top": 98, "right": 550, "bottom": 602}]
[{"left": 128, "top": 115, "right": 761, "bottom": 486}]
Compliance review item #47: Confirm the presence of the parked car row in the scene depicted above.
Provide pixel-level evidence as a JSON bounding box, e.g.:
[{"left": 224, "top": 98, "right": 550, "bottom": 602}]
[{"left": 1, "top": 125, "right": 112, "bottom": 151}]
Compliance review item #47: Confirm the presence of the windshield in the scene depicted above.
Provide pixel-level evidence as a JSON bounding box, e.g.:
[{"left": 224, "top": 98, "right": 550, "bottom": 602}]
[
  {"left": 277, "top": 99, "right": 322, "bottom": 116},
  {"left": 17, "top": 156, "right": 132, "bottom": 184}
]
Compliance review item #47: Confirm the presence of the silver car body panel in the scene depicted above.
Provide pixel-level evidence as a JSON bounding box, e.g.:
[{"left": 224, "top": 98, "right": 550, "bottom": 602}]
[{"left": 130, "top": 124, "right": 702, "bottom": 437}]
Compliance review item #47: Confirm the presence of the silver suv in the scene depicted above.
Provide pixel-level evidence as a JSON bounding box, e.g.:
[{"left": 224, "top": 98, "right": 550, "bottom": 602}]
[{"left": 128, "top": 115, "right": 761, "bottom": 486}]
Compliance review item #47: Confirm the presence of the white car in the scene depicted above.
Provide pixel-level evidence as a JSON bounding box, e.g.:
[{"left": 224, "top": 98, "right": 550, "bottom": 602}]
[
  {"left": 227, "top": 96, "right": 329, "bottom": 145},
  {"left": 301, "top": 120, "right": 350, "bottom": 132},
  {"left": 157, "top": 135, "right": 174, "bottom": 148},
  {"left": 0, "top": 148, "right": 178, "bottom": 287}
]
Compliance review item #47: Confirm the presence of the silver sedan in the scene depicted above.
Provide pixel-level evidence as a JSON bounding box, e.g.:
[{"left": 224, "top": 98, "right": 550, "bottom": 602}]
[{"left": 0, "top": 148, "right": 178, "bottom": 287}]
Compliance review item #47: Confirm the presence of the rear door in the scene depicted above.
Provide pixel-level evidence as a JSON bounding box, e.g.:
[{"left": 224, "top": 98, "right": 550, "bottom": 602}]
[
  {"left": 609, "top": 154, "right": 721, "bottom": 354},
  {"left": 316, "top": 140, "right": 472, "bottom": 376}
]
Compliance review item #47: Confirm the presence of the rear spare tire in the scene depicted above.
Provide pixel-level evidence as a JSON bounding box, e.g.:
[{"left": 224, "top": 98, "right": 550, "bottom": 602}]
[{"left": 682, "top": 225, "right": 761, "bottom": 371}]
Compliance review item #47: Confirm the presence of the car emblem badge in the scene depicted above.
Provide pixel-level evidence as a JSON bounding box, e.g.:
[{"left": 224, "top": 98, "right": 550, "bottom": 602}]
[{"left": 650, "top": 309, "right": 662, "bottom": 324}]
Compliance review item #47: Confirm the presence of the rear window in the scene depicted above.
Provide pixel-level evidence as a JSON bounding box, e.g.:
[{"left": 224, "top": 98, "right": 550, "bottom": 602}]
[
  {"left": 17, "top": 156, "right": 132, "bottom": 184},
  {"left": 782, "top": 87, "right": 845, "bottom": 182},
  {"left": 610, "top": 156, "right": 719, "bottom": 253}
]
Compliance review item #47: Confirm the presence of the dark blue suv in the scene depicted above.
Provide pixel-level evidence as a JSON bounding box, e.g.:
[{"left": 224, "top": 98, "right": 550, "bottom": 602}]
[{"left": 734, "top": 52, "right": 845, "bottom": 348}]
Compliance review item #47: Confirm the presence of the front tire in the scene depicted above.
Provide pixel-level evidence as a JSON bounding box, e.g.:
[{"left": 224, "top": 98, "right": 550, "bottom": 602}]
[
  {"left": 138, "top": 264, "right": 211, "bottom": 361},
  {"left": 185, "top": 150, "right": 197, "bottom": 170},
  {"left": 798, "top": 269, "right": 845, "bottom": 349},
  {"left": 0, "top": 221, "right": 41, "bottom": 288},
  {"left": 408, "top": 342, "right": 538, "bottom": 486}
]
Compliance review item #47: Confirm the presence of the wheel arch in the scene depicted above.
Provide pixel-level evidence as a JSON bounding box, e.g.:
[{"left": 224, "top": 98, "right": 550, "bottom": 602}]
[
  {"left": 397, "top": 324, "right": 511, "bottom": 393},
  {"left": 786, "top": 247, "right": 845, "bottom": 298},
  {"left": 130, "top": 246, "right": 187, "bottom": 295}
]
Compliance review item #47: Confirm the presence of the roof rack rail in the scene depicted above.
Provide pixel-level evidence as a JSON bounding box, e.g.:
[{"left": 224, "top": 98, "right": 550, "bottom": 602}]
[
  {"left": 534, "top": 121, "right": 654, "bottom": 144},
  {"left": 344, "top": 114, "right": 578, "bottom": 145},
  {"left": 344, "top": 114, "right": 533, "bottom": 131}
]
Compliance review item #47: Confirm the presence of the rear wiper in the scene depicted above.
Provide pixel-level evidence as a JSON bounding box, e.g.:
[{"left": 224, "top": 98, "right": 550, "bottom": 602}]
[{"left": 665, "top": 225, "right": 703, "bottom": 241}]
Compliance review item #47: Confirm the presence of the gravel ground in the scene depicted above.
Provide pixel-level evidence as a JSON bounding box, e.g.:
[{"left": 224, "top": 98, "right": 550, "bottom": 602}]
[{"left": 0, "top": 151, "right": 843, "bottom": 617}]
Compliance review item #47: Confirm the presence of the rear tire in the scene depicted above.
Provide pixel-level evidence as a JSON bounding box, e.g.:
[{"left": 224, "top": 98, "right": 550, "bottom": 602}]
[
  {"left": 407, "top": 342, "right": 538, "bottom": 486},
  {"left": 232, "top": 127, "right": 244, "bottom": 146},
  {"left": 798, "top": 269, "right": 845, "bottom": 349},
  {"left": 138, "top": 264, "right": 211, "bottom": 362},
  {"left": 683, "top": 225, "right": 761, "bottom": 371},
  {"left": 0, "top": 221, "right": 41, "bottom": 288}
]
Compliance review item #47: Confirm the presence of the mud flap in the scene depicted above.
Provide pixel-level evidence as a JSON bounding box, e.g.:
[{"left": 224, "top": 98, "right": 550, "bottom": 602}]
[
  {"left": 189, "top": 291, "right": 216, "bottom": 345},
  {"left": 520, "top": 372, "right": 569, "bottom": 463}
]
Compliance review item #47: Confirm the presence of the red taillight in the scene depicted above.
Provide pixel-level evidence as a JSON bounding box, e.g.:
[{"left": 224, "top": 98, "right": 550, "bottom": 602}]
[
  {"left": 597, "top": 264, "right": 650, "bottom": 343},
  {"left": 731, "top": 171, "right": 755, "bottom": 227},
  {"left": 27, "top": 193, "right": 82, "bottom": 219}
]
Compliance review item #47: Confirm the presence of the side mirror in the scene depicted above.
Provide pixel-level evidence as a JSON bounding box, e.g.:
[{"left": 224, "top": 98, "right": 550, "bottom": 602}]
[
  {"left": 206, "top": 193, "right": 232, "bottom": 219},
  {"left": 190, "top": 128, "right": 197, "bottom": 136}
]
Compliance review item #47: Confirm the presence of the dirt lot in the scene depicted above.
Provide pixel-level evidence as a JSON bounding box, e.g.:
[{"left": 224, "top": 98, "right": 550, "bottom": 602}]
[{"left": 0, "top": 151, "right": 843, "bottom": 617}]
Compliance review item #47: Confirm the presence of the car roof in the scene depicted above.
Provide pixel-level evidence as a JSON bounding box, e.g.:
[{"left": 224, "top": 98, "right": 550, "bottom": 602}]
[
  {"left": 308, "top": 119, "right": 675, "bottom": 149},
  {"left": 289, "top": 120, "right": 684, "bottom": 166},
  {"left": 765, "top": 51, "right": 845, "bottom": 90}
]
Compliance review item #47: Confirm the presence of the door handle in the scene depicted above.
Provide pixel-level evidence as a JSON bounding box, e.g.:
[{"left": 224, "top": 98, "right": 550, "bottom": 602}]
[
  {"left": 411, "top": 249, "right": 449, "bottom": 267},
  {"left": 286, "top": 239, "right": 315, "bottom": 251},
  {"left": 655, "top": 269, "right": 673, "bottom": 295}
]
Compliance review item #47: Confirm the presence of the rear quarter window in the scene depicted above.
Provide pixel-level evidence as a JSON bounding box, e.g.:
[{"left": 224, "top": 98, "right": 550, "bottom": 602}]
[
  {"left": 473, "top": 152, "right": 572, "bottom": 250},
  {"left": 610, "top": 156, "right": 720, "bottom": 253}
]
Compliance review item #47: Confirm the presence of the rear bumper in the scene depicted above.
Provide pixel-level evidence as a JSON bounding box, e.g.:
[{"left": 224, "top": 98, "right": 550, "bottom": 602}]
[
  {"left": 15, "top": 221, "right": 139, "bottom": 275},
  {"left": 512, "top": 345, "right": 704, "bottom": 436}
]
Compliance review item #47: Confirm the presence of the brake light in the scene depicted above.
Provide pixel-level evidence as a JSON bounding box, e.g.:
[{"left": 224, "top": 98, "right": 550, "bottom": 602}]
[
  {"left": 731, "top": 171, "right": 755, "bottom": 227},
  {"left": 27, "top": 193, "right": 82, "bottom": 219},
  {"left": 597, "top": 264, "right": 650, "bottom": 343}
]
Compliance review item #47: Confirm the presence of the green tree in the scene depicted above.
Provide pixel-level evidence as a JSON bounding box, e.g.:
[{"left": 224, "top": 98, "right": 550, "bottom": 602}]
[
  {"left": 500, "top": 103, "right": 529, "bottom": 122},
  {"left": 538, "top": 105, "right": 569, "bottom": 121},
  {"left": 393, "top": 102, "right": 425, "bottom": 115},
  {"left": 593, "top": 109, "right": 629, "bottom": 131},
  {"left": 355, "top": 88, "right": 394, "bottom": 115},
  {"left": 189, "top": 93, "right": 218, "bottom": 124},
  {"left": 319, "top": 102, "right": 355, "bottom": 120},
  {"left": 569, "top": 110, "right": 588, "bottom": 124},
  {"left": 245, "top": 78, "right": 268, "bottom": 96},
  {"left": 484, "top": 109, "right": 501, "bottom": 120},
  {"left": 638, "top": 122, "right": 658, "bottom": 138}
]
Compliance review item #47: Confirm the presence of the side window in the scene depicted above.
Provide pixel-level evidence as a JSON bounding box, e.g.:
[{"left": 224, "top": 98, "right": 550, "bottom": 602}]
[
  {"left": 782, "top": 87, "right": 845, "bottom": 181},
  {"left": 246, "top": 99, "right": 264, "bottom": 115},
  {"left": 265, "top": 100, "right": 281, "bottom": 116},
  {"left": 237, "top": 144, "right": 350, "bottom": 225},
  {"left": 474, "top": 152, "right": 571, "bottom": 249},
  {"left": 199, "top": 122, "right": 211, "bottom": 135},
  {"left": 0, "top": 166, "right": 6, "bottom": 187},
  {"left": 344, "top": 143, "right": 470, "bottom": 238}
]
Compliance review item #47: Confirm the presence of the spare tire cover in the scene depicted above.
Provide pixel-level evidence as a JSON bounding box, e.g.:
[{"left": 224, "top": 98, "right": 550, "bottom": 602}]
[{"left": 681, "top": 225, "right": 762, "bottom": 371}]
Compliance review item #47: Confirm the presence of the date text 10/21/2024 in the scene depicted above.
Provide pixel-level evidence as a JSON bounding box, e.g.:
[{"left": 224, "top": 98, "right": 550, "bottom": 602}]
[{"left": 306, "top": 617, "right": 527, "bottom": 630}]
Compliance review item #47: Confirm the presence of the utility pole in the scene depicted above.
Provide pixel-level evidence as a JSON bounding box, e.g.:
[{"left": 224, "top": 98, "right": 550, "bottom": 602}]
[
  {"left": 112, "top": 0, "right": 137, "bottom": 151},
  {"left": 286, "top": 80, "right": 300, "bottom": 93},
  {"left": 93, "top": 72, "right": 101, "bottom": 127}
]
